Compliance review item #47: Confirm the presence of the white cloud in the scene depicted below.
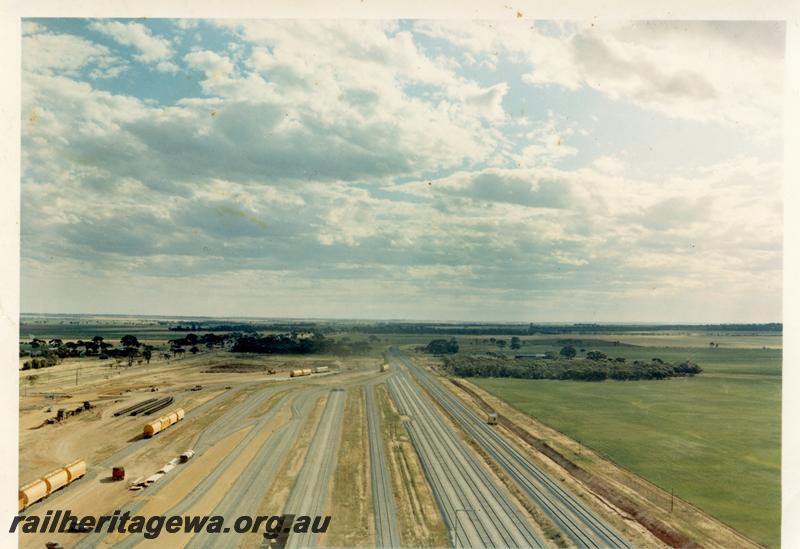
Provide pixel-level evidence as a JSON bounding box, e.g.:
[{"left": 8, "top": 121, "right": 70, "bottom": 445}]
[
  {"left": 592, "top": 156, "right": 625, "bottom": 176},
  {"left": 516, "top": 113, "right": 579, "bottom": 167},
  {"left": 218, "top": 20, "right": 511, "bottom": 124},
  {"left": 417, "top": 20, "right": 784, "bottom": 131},
  {"left": 184, "top": 50, "right": 235, "bottom": 79},
  {"left": 23, "top": 30, "right": 119, "bottom": 77},
  {"left": 89, "top": 20, "right": 174, "bottom": 68},
  {"left": 18, "top": 20, "right": 783, "bottom": 321}
]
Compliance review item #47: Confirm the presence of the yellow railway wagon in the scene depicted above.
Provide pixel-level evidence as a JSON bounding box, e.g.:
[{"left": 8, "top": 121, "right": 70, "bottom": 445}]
[
  {"left": 162, "top": 411, "right": 178, "bottom": 429},
  {"left": 19, "top": 480, "right": 47, "bottom": 511},
  {"left": 301, "top": 368, "right": 312, "bottom": 376},
  {"left": 64, "top": 459, "right": 86, "bottom": 482},
  {"left": 290, "top": 369, "right": 304, "bottom": 377},
  {"left": 144, "top": 418, "right": 162, "bottom": 437},
  {"left": 143, "top": 408, "right": 185, "bottom": 437},
  {"left": 42, "top": 468, "right": 69, "bottom": 493},
  {"left": 18, "top": 459, "right": 87, "bottom": 512}
]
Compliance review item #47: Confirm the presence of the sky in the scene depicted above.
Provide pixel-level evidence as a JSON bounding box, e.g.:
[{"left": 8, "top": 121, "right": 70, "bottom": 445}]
[{"left": 19, "top": 18, "right": 785, "bottom": 322}]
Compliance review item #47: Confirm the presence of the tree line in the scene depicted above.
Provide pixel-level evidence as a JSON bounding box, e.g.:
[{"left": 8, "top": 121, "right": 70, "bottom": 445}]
[
  {"left": 19, "top": 332, "right": 236, "bottom": 369},
  {"left": 230, "top": 332, "right": 371, "bottom": 355},
  {"left": 441, "top": 354, "right": 702, "bottom": 381}
]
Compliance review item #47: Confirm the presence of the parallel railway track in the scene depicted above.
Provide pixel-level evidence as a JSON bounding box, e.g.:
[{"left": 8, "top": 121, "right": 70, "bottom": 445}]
[
  {"left": 365, "top": 384, "right": 401, "bottom": 548},
  {"left": 390, "top": 349, "right": 631, "bottom": 549},
  {"left": 388, "top": 372, "right": 544, "bottom": 548}
]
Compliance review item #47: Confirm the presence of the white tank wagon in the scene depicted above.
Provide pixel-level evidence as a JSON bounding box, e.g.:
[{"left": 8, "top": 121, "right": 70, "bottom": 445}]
[
  {"left": 18, "top": 459, "right": 87, "bottom": 512},
  {"left": 143, "top": 408, "right": 185, "bottom": 438},
  {"left": 313, "top": 366, "right": 329, "bottom": 373}
]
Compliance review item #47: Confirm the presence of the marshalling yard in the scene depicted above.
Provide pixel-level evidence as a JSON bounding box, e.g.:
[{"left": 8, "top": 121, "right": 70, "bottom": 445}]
[{"left": 18, "top": 337, "right": 764, "bottom": 549}]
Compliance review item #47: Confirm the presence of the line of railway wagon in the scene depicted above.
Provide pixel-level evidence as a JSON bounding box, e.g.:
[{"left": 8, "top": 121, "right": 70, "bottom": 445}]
[
  {"left": 289, "top": 366, "right": 329, "bottom": 377},
  {"left": 19, "top": 460, "right": 86, "bottom": 512},
  {"left": 143, "top": 408, "right": 185, "bottom": 437}
]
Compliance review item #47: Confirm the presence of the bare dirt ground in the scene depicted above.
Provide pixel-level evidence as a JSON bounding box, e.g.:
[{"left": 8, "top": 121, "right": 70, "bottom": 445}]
[
  {"left": 18, "top": 350, "right": 389, "bottom": 549},
  {"left": 18, "top": 352, "right": 360, "bottom": 480}
]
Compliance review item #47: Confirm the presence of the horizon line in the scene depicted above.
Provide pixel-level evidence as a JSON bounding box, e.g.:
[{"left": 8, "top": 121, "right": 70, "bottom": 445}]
[{"left": 18, "top": 312, "right": 783, "bottom": 326}]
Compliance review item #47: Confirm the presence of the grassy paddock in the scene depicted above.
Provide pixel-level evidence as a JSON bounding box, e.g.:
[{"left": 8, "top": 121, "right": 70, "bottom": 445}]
[{"left": 471, "top": 345, "right": 781, "bottom": 548}]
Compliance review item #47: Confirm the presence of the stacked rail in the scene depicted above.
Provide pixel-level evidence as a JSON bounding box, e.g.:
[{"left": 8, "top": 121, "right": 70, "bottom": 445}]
[
  {"left": 392, "top": 350, "right": 631, "bottom": 549},
  {"left": 140, "top": 396, "right": 175, "bottom": 416},
  {"left": 113, "top": 396, "right": 174, "bottom": 417},
  {"left": 113, "top": 398, "right": 158, "bottom": 416}
]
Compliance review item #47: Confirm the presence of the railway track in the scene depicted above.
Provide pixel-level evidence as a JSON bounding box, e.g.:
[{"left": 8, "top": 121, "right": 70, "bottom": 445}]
[
  {"left": 390, "top": 349, "right": 631, "bottom": 549},
  {"left": 189, "top": 389, "right": 323, "bottom": 549},
  {"left": 388, "top": 373, "right": 544, "bottom": 549},
  {"left": 282, "top": 388, "right": 346, "bottom": 549},
  {"left": 365, "top": 384, "right": 401, "bottom": 548},
  {"left": 73, "top": 386, "right": 304, "bottom": 549}
]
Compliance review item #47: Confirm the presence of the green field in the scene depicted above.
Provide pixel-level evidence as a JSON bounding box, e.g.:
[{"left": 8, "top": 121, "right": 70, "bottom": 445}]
[{"left": 472, "top": 344, "right": 781, "bottom": 547}]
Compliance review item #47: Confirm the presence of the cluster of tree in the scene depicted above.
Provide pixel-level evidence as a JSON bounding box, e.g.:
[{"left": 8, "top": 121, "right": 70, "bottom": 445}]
[
  {"left": 422, "top": 338, "right": 460, "bottom": 354},
  {"left": 441, "top": 354, "right": 702, "bottom": 381},
  {"left": 230, "top": 332, "right": 371, "bottom": 355},
  {"left": 21, "top": 336, "right": 110, "bottom": 358},
  {"left": 21, "top": 355, "right": 59, "bottom": 370},
  {"left": 168, "top": 332, "right": 229, "bottom": 349},
  {"left": 20, "top": 334, "right": 161, "bottom": 367},
  {"left": 474, "top": 336, "right": 523, "bottom": 349},
  {"left": 168, "top": 323, "right": 206, "bottom": 332}
]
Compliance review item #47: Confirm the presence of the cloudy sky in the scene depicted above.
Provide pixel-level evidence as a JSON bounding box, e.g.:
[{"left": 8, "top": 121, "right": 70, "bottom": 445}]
[{"left": 20, "top": 19, "right": 784, "bottom": 322}]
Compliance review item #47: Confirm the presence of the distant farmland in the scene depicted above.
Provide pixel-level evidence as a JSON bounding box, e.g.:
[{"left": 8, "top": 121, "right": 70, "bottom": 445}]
[{"left": 473, "top": 343, "right": 781, "bottom": 547}]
